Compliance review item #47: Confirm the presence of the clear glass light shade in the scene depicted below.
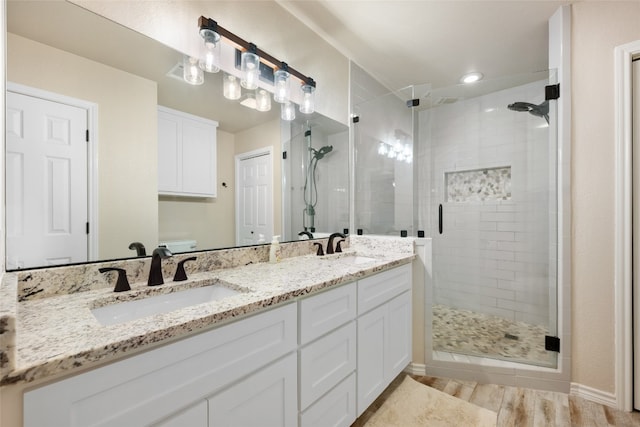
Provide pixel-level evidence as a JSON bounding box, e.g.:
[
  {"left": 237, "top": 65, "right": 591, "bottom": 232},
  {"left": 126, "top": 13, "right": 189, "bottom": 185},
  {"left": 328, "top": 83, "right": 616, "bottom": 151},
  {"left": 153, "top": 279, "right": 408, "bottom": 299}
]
[
  {"left": 299, "top": 83, "right": 315, "bottom": 114},
  {"left": 198, "top": 29, "right": 221, "bottom": 73},
  {"left": 183, "top": 56, "right": 204, "bottom": 85},
  {"left": 281, "top": 101, "right": 296, "bottom": 121},
  {"left": 273, "top": 69, "right": 290, "bottom": 103},
  {"left": 223, "top": 73, "right": 242, "bottom": 100},
  {"left": 241, "top": 51, "right": 260, "bottom": 90},
  {"left": 378, "top": 143, "right": 388, "bottom": 156},
  {"left": 256, "top": 89, "right": 271, "bottom": 112}
]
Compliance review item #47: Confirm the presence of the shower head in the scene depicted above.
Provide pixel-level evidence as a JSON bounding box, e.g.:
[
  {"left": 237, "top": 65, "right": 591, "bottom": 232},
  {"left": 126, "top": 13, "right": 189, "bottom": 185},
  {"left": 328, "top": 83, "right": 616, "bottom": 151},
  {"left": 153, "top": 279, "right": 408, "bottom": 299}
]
[
  {"left": 507, "top": 100, "right": 549, "bottom": 124},
  {"left": 310, "top": 145, "right": 333, "bottom": 160}
]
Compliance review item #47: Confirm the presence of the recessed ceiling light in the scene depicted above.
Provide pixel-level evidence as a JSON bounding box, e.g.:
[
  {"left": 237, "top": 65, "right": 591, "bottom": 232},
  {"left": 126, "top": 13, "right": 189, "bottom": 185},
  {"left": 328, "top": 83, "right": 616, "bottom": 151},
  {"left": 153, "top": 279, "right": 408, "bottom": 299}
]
[{"left": 460, "top": 72, "right": 484, "bottom": 84}]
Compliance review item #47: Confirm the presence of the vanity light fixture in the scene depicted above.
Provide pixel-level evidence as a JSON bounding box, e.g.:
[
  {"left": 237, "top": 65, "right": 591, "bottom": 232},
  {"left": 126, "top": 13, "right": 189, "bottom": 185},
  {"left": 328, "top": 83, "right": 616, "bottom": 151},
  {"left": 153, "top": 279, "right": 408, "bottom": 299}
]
[
  {"left": 273, "top": 63, "right": 290, "bottom": 103},
  {"left": 241, "top": 43, "right": 260, "bottom": 89},
  {"left": 299, "top": 78, "right": 316, "bottom": 114},
  {"left": 460, "top": 71, "right": 483, "bottom": 84},
  {"left": 199, "top": 16, "right": 317, "bottom": 120},
  {"left": 198, "top": 24, "right": 221, "bottom": 73}
]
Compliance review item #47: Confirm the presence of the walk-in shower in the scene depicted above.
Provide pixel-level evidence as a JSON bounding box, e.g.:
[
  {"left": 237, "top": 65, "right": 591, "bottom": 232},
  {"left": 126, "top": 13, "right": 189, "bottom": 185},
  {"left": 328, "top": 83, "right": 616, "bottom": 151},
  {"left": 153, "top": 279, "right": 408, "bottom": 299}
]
[{"left": 353, "top": 65, "right": 559, "bottom": 369}]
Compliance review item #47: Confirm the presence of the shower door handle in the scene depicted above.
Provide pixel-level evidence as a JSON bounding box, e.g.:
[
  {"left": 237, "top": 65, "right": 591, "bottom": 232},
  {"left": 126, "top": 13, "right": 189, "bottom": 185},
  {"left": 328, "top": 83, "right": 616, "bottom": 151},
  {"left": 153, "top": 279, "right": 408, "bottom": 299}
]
[{"left": 438, "top": 204, "right": 443, "bottom": 234}]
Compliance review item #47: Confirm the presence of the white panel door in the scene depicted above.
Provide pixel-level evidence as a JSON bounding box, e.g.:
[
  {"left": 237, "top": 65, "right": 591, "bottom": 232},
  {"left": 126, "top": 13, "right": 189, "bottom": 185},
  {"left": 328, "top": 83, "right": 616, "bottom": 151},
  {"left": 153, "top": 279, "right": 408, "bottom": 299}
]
[
  {"left": 237, "top": 152, "right": 273, "bottom": 245},
  {"left": 633, "top": 58, "right": 640, "bottom": 411},
  {"left": 6, "top": 91, "right": 88, "bottom": 269}
]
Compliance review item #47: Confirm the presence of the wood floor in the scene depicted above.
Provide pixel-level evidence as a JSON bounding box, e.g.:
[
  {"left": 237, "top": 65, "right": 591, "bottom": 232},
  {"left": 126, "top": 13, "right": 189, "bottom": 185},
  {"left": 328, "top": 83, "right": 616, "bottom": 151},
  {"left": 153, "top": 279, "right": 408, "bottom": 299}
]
[{"left": 352, "top": 374, "right": 640, "bottom": 426}]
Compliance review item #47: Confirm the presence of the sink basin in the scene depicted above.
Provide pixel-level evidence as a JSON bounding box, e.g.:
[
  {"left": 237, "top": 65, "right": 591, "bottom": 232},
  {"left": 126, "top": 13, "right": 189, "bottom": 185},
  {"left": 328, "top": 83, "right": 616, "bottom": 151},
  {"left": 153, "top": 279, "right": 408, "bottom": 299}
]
[{"left": 91, "top": 283, "right": 242, "bottom": 326}]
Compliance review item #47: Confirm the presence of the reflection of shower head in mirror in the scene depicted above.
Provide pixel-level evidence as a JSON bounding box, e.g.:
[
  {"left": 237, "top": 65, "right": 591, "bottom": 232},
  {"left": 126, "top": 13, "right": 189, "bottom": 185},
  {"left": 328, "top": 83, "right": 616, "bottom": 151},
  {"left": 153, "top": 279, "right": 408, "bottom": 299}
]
[{"left": 310, "top": 145, "right": 333, "bottom": 160}]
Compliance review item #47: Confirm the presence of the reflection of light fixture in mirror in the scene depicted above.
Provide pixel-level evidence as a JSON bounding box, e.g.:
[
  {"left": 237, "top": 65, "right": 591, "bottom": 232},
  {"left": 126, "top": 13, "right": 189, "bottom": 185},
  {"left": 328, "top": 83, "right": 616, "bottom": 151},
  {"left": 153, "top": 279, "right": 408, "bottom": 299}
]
[
  {"left": 300, "top": 79, "right": 316, "bottom": 114},
  {"left": 256, "top": 89, "right": 271, "bottom": 112},
  {"left": 183, "top": 56, "right": 204, "bottom": 85},
  {"left": 241, "top": 43, "right": 260, "bottom": 89},
  {"left": 223, "top": 72, "right": 241, "bottom": 100},
  {"left": 199, "top": 26, "right": 221, "bottom": 73},
  {"left": 281, "top": 101, "right": 296, "bottom": 121},
  {"left": 273, "top": 63, "right": 290, "bottom": 103}
]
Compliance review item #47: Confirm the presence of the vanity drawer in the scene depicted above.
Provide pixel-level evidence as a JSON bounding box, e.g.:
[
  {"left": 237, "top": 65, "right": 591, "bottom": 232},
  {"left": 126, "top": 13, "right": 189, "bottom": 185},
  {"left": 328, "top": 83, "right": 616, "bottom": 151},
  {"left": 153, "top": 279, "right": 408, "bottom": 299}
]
[
  {"left": 299, "top": 321, "right": 356, "bottom": 410},
  {"left": 300, "top": 373, "right": 356, "bottom": 427},
  {"left": 299, "top": 282, "right": 356, "bottom": 344},
  {"left": 357, "top": 264, "right": 411, "bottom": 315}
]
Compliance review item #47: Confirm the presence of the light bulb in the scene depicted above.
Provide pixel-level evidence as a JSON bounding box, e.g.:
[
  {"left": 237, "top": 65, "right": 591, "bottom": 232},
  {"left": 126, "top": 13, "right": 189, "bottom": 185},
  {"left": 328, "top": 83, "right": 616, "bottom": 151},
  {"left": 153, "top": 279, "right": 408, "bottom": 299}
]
[
  {"left": 256, "top": 89, "right": 271, "bottom": 112},
  {"left": 300, "top": 82, "right": 315, "bottom": 114},
  {"left": 183, "top": 56, "right": 204, "bottom": 85},
  {"left": 273, "top": 69, "right": 290, "bottom": 103},
  {"left": 378, "top": 143, "right": 388, "bottom": 156},
  {"left": 387, "top": 150, "right": 397, "bottom": 159},
  {"left": 281, "top": 101, "right": 296, "bottom": 121},
  {"left": 241, "top": 50, "right": 260, "bottom": 90},
  {"left": 223, "top": 73, "right": 241, "bottom": 100}
]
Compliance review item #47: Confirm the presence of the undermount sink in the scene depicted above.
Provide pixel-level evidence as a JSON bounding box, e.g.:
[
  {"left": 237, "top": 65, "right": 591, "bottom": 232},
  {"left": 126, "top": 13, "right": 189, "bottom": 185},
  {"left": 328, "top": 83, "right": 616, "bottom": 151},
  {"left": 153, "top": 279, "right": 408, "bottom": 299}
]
[{"left": 91, "top": 283, "right": 242, "bottom": 326}]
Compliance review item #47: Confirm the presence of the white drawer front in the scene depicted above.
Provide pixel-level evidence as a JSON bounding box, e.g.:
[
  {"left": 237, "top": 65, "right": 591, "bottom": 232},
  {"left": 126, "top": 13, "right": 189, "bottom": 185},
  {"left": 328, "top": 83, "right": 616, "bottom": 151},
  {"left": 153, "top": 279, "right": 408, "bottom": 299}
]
[
  {"left": 357, "top": 264, "right": 411, "bottom": 314},
  {"left": 300, "top": 373, "right": 356, "bottom": 427},
  {"left": 299, "top": 282, "right": 356, "bottom": 344},
  {"left": 299, "top": 321, "right": 357, "bottom": 410}
]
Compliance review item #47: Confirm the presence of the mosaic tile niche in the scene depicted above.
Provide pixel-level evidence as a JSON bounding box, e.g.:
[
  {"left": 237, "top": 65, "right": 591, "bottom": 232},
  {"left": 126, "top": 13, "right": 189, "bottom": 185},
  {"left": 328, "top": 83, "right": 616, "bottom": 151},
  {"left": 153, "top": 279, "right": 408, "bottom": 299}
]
[{"left": 445, "top": 166, "right": 511, "bottom": 202}]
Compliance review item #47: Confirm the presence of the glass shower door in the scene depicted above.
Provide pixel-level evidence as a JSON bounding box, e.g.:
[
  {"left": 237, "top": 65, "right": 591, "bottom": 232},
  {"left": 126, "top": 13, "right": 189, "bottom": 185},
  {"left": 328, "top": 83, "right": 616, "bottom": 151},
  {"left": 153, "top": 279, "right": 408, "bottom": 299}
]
[{"left": 426, "top": 71, "right": 559, "bottom": 368}]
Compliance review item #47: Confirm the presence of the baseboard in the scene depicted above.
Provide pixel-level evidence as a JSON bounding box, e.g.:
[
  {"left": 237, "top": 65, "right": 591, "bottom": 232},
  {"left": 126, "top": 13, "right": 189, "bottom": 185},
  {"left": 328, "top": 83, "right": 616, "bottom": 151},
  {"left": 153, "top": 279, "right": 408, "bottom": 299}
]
[
  {"left": 404, "top": 363, "right": 426, "bottom": 376},
  {"left": 570, "top": 382, "right": 618, "bottom": 408}
]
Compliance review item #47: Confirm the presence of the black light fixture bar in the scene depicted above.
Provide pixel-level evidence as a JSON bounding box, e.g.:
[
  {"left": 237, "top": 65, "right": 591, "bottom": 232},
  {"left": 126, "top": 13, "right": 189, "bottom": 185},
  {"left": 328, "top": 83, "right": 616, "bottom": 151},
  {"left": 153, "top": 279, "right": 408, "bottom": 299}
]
[{"left": 199, "top": 16, "right": 315, "bottom": 87}]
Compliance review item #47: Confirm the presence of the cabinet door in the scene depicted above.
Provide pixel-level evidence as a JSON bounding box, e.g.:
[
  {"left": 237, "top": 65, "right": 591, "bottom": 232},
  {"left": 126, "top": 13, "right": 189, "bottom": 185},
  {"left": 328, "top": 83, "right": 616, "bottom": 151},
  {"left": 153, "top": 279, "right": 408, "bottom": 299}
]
[
  {"left": 153, "top": 401, "right": 207, "bottom": 427},
  {"left": 158, "top": 110, "right": 181, "bottom": 193},
  {"left": 181, "top": 116, "right": 217, "bottom": 196},
  {"left": 386, "top": 291, "right": 412, "bottom": 380},
  {"left": 208, "top": 353, "right": 297, "bottom": 427},
  {"left": 356, "top": 304, "right": 386, "bottom": 416}
]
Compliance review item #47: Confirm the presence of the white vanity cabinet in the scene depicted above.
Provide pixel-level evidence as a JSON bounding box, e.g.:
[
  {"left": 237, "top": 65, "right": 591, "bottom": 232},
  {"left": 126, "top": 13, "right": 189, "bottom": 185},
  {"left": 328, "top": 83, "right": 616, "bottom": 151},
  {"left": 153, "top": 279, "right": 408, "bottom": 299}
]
[
  {"left": 356, "top": 264, "right": 412, "bottom": 415},
  {"left": 22, "top": 263, "right": 413, "bottom": 427},
  {"left": 24, "top": 303, "right": 297, "bottom": 427},
  {"left": 157, "top": 106, "right": 218, "bottom": 197}
]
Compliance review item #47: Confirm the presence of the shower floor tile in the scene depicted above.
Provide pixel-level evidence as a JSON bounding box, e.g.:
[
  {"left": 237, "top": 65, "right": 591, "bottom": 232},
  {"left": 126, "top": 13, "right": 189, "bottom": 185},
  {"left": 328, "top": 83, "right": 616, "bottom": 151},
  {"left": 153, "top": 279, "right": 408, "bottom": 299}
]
[{"left": 432, "top": 304, "right": 557, "bottom": 368}]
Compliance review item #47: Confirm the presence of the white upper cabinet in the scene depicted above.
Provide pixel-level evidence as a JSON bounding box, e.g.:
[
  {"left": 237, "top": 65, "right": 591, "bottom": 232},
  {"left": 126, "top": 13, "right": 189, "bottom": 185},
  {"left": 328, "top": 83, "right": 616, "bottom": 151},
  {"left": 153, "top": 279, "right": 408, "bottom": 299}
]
[{"left": 157, "top": 106, "right": 218, "bottom": 197}]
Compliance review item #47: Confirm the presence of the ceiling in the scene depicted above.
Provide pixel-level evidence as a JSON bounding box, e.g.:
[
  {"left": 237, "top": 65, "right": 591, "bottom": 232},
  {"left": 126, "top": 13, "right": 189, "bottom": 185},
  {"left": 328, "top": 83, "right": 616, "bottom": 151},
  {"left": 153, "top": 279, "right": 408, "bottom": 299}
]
[{"left": 278, "top": 0, "right": 570, "bottom": 92}]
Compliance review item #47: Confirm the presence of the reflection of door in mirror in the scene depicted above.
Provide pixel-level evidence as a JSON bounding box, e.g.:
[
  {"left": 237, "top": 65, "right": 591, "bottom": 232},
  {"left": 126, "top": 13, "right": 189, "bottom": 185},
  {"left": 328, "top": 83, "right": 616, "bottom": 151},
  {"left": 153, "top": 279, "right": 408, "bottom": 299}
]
[
  {"left": 236, "top": 150, "right": 273, "bottom": 246},
  {"left": 6, "top": 88, "right": 91, "bottom": 269}
]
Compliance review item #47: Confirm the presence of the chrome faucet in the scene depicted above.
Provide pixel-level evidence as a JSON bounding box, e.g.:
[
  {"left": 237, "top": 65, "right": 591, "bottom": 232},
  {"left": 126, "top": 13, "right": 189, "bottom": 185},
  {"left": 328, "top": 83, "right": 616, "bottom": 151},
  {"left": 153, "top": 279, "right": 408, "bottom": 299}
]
[
  {"left": 326, "top": 232, "right": 346, "bottom": 255},
  {"left": 148, "top": 246, "right": 172, "bottom": 286}
]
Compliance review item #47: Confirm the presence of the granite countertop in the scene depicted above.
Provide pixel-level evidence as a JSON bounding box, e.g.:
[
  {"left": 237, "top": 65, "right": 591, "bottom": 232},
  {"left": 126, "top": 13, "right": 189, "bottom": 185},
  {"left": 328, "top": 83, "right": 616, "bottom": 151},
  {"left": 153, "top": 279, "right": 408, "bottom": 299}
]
[{"left": 0, "top": 237, "right": 415, "bottom": 386}]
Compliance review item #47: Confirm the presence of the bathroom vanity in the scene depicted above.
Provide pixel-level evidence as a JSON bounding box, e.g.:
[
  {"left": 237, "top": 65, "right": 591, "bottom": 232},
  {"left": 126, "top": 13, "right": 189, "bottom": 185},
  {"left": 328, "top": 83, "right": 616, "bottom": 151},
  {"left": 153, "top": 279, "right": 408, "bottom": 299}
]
[{"left": 0, "top": 236, "right": 414, "bottom": 427}]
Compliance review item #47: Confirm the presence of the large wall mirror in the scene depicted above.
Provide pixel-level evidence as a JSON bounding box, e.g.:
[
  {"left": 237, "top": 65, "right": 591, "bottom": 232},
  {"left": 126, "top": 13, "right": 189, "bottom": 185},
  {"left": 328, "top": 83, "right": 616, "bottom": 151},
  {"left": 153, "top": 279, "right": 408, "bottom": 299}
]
[{"left": 6, "top": 0, "right": 349, "bottom": 270}]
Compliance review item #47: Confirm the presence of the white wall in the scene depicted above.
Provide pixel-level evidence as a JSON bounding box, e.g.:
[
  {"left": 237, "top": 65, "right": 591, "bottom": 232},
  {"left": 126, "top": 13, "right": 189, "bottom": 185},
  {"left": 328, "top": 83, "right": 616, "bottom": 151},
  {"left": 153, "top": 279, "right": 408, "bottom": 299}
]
[{"left": 571, "top": 1, "right": 640, "bottom": 396}]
